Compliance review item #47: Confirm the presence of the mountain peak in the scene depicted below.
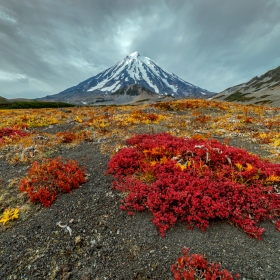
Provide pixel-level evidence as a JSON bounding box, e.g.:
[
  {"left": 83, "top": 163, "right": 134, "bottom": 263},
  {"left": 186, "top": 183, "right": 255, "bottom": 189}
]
[
  {"left": 41, "top": 52, "right": 215, "bottom": 104},
  {"left": 129, "top": 51, "right": 140, "bottom": 58}
]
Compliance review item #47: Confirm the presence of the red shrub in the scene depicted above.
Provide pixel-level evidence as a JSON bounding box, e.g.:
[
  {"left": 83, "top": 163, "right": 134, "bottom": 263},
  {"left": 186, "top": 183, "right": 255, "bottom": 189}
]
[
  {"left": 0, "top": 127, "right": 29, "bottom": 143},
  {"left": 145, "top": 113, "right": 159, "bottom": 121},
  {"left": 19, "top": 157, "right": 86, "bottom": 207},
  {"left": 171, "top": 248, "right": 240, "bottom": 280},
  {"left": 107, "top": 133, "right": 280, "bottom": 239},
  {"left": 57, "top": 131, "right": 77, "bottom": 143}
]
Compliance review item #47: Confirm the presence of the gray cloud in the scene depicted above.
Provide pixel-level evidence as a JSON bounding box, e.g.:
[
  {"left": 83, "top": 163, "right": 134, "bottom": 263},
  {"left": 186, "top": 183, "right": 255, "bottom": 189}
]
[{"left": 0, "top": 0, "right": 280, "bottom": 98}]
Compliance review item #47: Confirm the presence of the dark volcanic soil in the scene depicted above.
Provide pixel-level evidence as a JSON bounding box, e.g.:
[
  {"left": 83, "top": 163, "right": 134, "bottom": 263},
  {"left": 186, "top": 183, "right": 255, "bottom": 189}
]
[{"left": 0, "top": 141, "right": 280, "bottom": 279}]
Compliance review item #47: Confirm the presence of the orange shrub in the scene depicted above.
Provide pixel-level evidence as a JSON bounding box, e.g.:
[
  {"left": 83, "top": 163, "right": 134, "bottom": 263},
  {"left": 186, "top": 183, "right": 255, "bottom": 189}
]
[{"left": 19, "top": 157, "right": 86, "bottom": 207}]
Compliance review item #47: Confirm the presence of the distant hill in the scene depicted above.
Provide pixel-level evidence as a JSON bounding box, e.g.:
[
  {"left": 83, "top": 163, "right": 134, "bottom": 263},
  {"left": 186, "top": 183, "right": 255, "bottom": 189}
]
[
  {"left": 9, "top": 98, "right": 35, "bottom": 102},
  {"left": 0, "top": 96, "right": 10, "bottom": 104},
  {"left": 212, "top": 66, "right": 280, "bottom": 106},
  {"left": 39, "top": 52, "right": 215, "bottom": 105}
]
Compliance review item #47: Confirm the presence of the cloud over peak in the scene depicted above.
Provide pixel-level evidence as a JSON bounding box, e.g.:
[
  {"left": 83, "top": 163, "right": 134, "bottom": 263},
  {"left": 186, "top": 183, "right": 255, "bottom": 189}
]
[{"left": 1, "top": 0, "right": 280, "bottom": 98}]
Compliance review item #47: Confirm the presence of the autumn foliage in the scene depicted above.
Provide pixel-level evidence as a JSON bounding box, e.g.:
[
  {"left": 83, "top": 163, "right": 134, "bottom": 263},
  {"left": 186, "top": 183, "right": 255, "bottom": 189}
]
[
  {"left": 57, "top": 131, "right": 77, "bottom": 143},
  {"left": 0, "top": 127, "right": 29, "bottom": 143},
  {"left": 0, "top": 208, "right": 19, "bottom": 225},
  {"left": 108, "top": 133, "right": 280, "bottom": 239},
  {"left": 171, "top": 248, "right": 240, "bottom": 280},
  {"left": 19, "top": 157, "right": 86, "bottom": 207}
]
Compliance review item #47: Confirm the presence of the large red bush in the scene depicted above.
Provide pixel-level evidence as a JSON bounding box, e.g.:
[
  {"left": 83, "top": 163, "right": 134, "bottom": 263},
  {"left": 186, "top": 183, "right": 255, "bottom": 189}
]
[
  {"left": 19, "top": 157, "right": 86, "bottom": 207},
  {"left": 108, "top": 133, "right": 280, "bottom": 239},
  {"left": 171, "top": 248, "right": 240, "bottom": 280}
]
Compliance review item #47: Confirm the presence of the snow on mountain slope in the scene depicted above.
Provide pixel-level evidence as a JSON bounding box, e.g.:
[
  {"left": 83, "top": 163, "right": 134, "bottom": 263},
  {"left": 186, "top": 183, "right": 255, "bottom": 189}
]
[{"left": 40, "top": 52, "right": 215, "bottom": 104}]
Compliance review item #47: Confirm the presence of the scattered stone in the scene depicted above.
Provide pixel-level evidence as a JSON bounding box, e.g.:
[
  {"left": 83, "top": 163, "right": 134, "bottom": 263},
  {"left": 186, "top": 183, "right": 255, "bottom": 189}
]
[{"left": 75, "top": 235, "right": 82, "bottom": 244}]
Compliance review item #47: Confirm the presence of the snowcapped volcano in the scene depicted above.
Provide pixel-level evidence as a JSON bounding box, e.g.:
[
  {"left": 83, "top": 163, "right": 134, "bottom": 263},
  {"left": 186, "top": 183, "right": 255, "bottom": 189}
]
[
  {"left": 85, "top": 51, "right": 193, "bottom": 95},
  {"left": 41, "top": 52, "right": 215, "bottom": 104}
]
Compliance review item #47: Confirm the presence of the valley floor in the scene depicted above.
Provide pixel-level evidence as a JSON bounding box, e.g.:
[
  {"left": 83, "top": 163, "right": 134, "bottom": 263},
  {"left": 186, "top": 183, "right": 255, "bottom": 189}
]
[{"left": 0, "top": 100, "right": 280, "bottom": 279}]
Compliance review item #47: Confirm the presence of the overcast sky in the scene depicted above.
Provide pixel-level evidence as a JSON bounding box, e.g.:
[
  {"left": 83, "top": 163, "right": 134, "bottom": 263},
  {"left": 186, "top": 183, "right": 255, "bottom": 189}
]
[{"left": 1, "top": 0, "right": 280, "bottom": 99}]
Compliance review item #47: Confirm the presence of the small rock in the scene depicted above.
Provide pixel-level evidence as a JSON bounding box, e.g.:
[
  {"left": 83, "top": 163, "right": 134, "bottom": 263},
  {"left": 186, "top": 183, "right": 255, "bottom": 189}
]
[
  {"left": 63, "top": 272, "right": 72, "bottom": 280},
  {"left": 62, "top": 264, "right": 71, "bottom": 273},
  {"left": 95, "top": 244, "right": 102, "bottom": 249},
  {"left": 75, "top": 235, "right": 82, "bottom": 244}
]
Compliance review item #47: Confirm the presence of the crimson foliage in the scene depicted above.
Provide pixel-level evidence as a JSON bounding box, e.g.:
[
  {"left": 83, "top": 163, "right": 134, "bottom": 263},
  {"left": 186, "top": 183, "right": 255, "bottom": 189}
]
[
  {"left": 171, "top": 248, "right": 240, "bottom": 280},
  {"left": 0, "top": 127, "right": 29, "bottom": 143},
  {"left": 19, "top": 157, "right": 86, "bottom": 207},
  {"left": 108, "top": 133, "right": 280, "bottom": 239}
]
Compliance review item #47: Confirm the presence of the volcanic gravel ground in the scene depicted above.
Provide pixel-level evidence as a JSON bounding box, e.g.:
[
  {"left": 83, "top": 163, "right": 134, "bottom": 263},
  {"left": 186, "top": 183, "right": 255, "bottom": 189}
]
[{"left": 0, "top": 142, "right": 280, "bottom": 279}]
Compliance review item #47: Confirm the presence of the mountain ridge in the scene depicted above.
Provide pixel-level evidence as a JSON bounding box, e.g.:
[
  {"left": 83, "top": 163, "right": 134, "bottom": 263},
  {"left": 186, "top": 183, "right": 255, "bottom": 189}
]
[{"left": 213, "top": 65, "right": 280, "bottom": 106}]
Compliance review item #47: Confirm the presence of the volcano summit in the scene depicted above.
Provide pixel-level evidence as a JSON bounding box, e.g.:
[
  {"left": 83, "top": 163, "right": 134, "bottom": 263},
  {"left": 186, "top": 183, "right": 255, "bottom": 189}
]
[{"left": 41, "top": 52, "right": 215, "bottom": 104}]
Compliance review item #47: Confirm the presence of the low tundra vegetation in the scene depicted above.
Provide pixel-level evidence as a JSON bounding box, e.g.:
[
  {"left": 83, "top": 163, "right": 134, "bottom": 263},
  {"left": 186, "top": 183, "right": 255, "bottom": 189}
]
[
  {"left": 1, "top": 99, "right": 280, "bottom": 164},
  {"left": 108, "top": 133, "right": 280, "bottom": 239},
  {"left": 0, "top": 208, "right": 19, "bottom": 225},
  {"left": 171, "top": 248, "right": 240, "bottom": 280},
  {"left": 1, "top": 99, "right": 280, "bottom": 278},
  {"left": 19, "top": 157, "right": 86, "bottom": 207},
  {"left": 0, "top": 127, "right": 29, "bottom": 144}
]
